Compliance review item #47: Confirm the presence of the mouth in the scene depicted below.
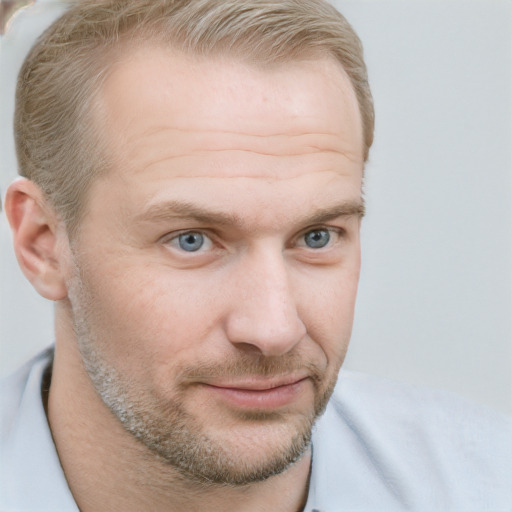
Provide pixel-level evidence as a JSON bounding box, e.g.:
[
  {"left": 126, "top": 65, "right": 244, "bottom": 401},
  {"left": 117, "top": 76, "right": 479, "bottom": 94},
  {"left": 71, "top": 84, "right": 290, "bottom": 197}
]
[{"left": 201, "top": 376, "right": 311, "bottom": 410}]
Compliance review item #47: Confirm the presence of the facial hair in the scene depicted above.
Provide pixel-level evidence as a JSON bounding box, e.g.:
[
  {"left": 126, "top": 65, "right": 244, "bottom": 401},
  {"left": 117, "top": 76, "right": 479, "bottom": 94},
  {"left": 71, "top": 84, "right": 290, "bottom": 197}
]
[{"left": 67, "top": 260, "right": 337, "bottom": 486}]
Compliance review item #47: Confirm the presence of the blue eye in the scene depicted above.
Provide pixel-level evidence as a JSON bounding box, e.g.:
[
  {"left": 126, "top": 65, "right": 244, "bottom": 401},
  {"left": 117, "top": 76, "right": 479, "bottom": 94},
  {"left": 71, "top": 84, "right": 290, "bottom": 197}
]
[
  {"left": 304, "top": 229, "right": 330, "bottom": 249},
  {"left": 177, "top": 232, "right": 205, "bottom": 252}
]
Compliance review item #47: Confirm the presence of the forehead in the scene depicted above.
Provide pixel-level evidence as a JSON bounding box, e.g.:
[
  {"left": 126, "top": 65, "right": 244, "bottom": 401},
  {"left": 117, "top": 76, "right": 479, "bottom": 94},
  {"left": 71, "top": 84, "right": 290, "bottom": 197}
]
[
  {"left": 96, "top": 46, "right": 364, "bottom": 178},
  {"left": 82, "top": 46, "right": 364, "bottom": 233}
]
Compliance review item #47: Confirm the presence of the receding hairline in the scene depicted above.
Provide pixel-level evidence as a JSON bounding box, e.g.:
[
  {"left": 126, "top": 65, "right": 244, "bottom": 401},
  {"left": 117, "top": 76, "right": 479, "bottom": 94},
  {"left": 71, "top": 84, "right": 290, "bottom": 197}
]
[
  {"left": 85, "top": 40, "right": 365, "bottom": 174},
  {"left": 66, "top": 5, "right": 369, "bottom": 158},
  {"left": 15, "top": 0, "right": 373, "bottom": 236}
]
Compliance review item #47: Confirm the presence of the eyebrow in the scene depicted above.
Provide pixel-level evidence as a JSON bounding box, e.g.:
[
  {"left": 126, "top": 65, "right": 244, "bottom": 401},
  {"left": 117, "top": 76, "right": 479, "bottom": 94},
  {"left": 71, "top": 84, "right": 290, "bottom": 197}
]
[{"left": 136, "top": 198, "right": 365, "bottom": 227}]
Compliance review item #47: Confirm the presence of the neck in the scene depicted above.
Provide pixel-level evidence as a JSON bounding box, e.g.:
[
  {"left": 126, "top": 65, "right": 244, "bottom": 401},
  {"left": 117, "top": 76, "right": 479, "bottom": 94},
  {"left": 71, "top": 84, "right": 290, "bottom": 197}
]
[{"left": 47, "top": 325, "right": 311, "bottom": 512}]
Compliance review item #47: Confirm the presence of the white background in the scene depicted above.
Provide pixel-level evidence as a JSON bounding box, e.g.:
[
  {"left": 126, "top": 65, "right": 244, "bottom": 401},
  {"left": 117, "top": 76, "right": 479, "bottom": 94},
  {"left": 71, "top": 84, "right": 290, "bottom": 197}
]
[{"left": 1, "top": 0, "right": 511, "bottom": 416}]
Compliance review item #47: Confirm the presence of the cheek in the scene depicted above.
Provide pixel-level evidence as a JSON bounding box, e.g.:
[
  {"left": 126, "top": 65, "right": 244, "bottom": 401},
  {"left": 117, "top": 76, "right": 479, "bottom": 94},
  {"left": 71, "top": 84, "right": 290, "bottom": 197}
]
[
  {"left": 79, "top": 260, "right": 224, "bottom": 365},
  {"left": 295, "top": 265, "right": 360, "bottom": 360}
]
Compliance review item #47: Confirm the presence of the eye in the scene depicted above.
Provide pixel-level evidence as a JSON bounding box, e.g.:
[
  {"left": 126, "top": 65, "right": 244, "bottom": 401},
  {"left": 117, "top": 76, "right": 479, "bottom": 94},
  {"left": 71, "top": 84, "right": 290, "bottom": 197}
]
[
  {"left": 303, "top": 229, "right": 331, "bottom": 249},
  {"left": 178, "top": 232, "right": 204, "bottom": 252},
  {"left": 166, "top": 231, "right": 212, "bottom": 252}
]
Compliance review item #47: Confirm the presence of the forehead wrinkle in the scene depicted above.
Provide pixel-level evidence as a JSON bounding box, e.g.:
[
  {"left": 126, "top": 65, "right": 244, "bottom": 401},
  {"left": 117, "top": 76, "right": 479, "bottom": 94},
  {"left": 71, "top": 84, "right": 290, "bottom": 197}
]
[
  {"left": 138, "top": 126, "right": 347, "bottom": 143},
  {"left": 127, "top": 127, "right": 358, "bottom": 161},
  {"left": 137, "top": 152, "right": 361, "bottom": 181},
  {"left": 136, "top": 164, "right": 361, "bottom": 182},
  {"left": 138, "top": 147, "right": 351, "bottom": 161},
  {"left": 124, "top": 131, "right": 362, "bottom": 180}
]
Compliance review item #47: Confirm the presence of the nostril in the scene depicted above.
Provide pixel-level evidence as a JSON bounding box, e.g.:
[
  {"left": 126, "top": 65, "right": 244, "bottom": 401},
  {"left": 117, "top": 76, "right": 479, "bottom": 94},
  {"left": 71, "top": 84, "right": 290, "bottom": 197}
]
[{"left": 232, "top": 341, "right": 267, "bottom": 355}]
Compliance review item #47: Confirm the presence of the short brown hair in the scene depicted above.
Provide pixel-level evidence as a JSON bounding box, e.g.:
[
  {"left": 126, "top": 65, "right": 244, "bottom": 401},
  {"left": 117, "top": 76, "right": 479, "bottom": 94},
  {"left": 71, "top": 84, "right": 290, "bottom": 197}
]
[{"left": 15, "top": 0, "right": 374, "bottom": 235}]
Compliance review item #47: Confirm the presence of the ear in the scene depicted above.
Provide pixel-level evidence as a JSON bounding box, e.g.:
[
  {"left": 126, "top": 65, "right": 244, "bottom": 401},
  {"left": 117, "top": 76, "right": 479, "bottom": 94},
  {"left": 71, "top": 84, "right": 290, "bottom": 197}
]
[{"left": 4, "top": 178, "right": 69, "bottom": 301}]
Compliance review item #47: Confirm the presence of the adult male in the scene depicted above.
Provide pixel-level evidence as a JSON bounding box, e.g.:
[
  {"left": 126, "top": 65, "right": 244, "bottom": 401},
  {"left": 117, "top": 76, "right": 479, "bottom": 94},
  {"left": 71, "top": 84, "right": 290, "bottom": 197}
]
[{"left": 1, "top": 1, "right": 510, "bottom": 511}]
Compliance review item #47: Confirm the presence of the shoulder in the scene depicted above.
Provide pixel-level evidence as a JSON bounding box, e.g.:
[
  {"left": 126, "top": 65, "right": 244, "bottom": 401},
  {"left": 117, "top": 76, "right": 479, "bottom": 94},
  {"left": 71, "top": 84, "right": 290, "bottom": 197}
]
[
  {"left": 329, "top": 370, "right": 512, "bottom": 442},
  {"left": 331, "top": 369, "right": 511, "bottom": 425},
  {"left": 311, "top": 371, "right": 512, "bottom": 510},
  {"left": 0, "top": 347, "right": 80, "bottom": 511},
  {"left": 0, "top": 347, "right": 54, "bottom": 445}
]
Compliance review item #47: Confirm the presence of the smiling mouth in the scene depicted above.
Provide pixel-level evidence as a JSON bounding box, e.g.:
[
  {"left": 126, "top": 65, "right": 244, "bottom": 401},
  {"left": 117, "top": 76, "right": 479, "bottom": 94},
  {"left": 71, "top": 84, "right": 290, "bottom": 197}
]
[{"left": 201, "top": 377, "right": 310, "bottom": 410}]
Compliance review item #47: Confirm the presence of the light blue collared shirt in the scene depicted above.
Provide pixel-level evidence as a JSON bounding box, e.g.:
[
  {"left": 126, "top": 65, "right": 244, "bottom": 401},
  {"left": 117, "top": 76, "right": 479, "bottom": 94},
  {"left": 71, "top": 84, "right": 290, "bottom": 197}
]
[{"left": 2, "top": 348, "right": 511, "bottom": 511}]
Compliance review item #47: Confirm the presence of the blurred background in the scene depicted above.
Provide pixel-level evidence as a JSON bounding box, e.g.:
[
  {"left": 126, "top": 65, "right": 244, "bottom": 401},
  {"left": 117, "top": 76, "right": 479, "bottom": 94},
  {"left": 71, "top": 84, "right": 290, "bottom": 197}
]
[
  {"left": 1, "top": 0, "right": 511, "bottom": 415},
  {"left": 0, "top": 1, "right": 34, "bottom": 35}
]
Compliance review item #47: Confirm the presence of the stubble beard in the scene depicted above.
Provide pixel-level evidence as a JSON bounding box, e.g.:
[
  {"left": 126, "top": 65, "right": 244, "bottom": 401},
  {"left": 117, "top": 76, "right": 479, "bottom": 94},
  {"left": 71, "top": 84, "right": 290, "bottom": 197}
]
[{"left": 67, "top": 267, "right": 337, "bottom": 486}]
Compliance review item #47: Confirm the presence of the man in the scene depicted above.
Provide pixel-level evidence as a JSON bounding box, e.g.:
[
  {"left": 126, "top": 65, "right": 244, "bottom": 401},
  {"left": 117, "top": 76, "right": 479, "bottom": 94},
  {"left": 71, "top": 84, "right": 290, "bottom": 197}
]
[{"left": 0, "top": 1, "right": 510, "bottom": 511}]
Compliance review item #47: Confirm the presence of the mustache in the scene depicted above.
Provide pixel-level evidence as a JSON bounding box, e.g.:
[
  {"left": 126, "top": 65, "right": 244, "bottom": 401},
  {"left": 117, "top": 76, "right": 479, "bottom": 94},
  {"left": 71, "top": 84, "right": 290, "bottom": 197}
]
[{"left": 177, "top": 353, "right": 325, "bottom": 384}]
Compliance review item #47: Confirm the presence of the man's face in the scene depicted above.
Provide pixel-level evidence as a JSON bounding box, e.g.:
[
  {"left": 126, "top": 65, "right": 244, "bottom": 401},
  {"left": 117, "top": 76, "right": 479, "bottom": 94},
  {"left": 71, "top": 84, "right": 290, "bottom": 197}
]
[{"left": 65, "top": 48, "right": 364, "bottom": 484}]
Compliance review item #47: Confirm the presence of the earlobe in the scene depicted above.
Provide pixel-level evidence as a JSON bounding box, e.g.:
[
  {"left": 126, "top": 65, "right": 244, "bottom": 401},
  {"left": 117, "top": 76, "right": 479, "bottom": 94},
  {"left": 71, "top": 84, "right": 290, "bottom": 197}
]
[{"left": 4, "top": 178, "right": 69, "bottom": 301}]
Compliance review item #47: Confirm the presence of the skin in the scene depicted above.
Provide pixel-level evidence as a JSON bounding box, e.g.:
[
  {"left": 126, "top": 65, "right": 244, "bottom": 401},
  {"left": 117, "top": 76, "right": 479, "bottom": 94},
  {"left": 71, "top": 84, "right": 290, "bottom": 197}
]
[{"left": 6, "top": 47, "right": 364, "bottom": 511}]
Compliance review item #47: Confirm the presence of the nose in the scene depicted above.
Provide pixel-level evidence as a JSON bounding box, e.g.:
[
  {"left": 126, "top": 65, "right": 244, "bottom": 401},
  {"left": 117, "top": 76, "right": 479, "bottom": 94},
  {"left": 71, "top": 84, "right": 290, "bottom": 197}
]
[{"left": 224, "top": 247, "right": 307, "bottom": 356}]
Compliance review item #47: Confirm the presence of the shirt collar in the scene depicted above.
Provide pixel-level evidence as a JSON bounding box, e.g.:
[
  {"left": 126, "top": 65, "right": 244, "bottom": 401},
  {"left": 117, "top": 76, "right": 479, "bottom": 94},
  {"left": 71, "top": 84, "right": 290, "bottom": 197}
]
[{"left": 2, "top": 351, "right": 79, "bottom": 511}]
